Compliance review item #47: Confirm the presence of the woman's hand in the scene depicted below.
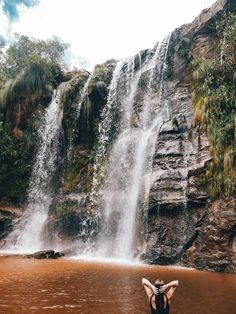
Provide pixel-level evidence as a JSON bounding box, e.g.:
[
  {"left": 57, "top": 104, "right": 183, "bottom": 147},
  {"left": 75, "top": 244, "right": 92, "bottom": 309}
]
[
  {"left": 142, "top": 278, "right": 159, "bottom": 295},
  {"left": 151, "top": 285, "right": 158, "bottom": 295},
  {"left": 158, "top": 285, "right": 167, "bottom": 293}
]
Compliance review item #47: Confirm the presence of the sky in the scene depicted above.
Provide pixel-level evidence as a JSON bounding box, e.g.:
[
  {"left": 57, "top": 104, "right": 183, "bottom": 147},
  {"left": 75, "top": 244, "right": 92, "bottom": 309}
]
[{"left": 0, "top": 0, "right": 216, "bottom": 70}]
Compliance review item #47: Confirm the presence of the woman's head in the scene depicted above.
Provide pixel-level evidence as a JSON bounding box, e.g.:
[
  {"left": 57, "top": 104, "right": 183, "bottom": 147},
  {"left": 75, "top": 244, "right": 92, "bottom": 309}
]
[{"left": 154, "top": 279, "right": 164, "bottom": 288}]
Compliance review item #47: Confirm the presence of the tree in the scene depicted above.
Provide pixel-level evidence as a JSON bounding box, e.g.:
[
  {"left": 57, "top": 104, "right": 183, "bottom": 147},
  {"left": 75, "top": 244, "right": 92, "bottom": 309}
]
[
  {"left": 0, "top": 33, "right": 69, "bottom": 79},
  {"left": 0, "top": 33, "right": 70, "bottom": 133},
  {"left": 0, "top": 34, "right": 70, "bottom": 203}
]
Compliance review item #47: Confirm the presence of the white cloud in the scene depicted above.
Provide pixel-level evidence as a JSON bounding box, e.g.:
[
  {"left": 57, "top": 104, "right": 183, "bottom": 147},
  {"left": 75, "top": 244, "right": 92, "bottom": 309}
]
[
  {"left": 0, "top": 3, "right": 12, "bottom": 39},
  {"left": 1, "top": 0, "right": 216, "bottom": 70}
]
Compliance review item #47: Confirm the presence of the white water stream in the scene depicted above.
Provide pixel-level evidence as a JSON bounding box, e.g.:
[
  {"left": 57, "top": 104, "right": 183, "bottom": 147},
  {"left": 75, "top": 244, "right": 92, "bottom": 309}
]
[
  {"left": 5, "top": 85, "right": 65, "bottom": 252},
  {"left": 67, "top": 73, "right": 93, "bottom": 157},
  {"left": 5, "top": 72, "right": 95, "bottom": 253},
  {"left": 89, "top": 36, "right": 171, "bottom": 260},
  {"left": 4, "top": 36, "right": 171, "bottom": 259}
]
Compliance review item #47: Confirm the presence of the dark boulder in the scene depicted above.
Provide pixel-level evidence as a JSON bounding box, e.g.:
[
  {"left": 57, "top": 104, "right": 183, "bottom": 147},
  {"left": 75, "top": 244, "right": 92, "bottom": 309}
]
[{"left": 26, "top": 250, "right": 65, "bottom": 259}]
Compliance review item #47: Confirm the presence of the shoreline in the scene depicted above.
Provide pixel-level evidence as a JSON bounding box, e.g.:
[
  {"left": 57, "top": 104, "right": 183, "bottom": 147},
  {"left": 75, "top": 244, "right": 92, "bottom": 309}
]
[{"left": 0, "top": 253, "right": 234, "bottom": 277}]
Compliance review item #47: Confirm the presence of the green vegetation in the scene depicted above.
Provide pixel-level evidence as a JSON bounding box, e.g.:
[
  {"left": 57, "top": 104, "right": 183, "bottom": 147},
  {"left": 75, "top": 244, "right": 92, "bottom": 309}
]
[
  {"left": 191, "top": 12, "right": 236, "bottom": 197},
  {"left": 55, "top": 199, "right": 78, "bottom": 216},
  {"left": 0, "top": 34, "right": 69, "bottom": 204},
  {"left": 63, "top": 147, "right": 96, "bottom": 193},
  {"left": 177, "top": 37, "right": 192, "bottom": 59},
  {"left": 62, "top": 60, "right": 116, "bottom": 194},
  {"left": 164, "top": 30, "right": 193, "bottom": 80},
  {"left": 0, "top": 124, "right": 34, "bottom": 204},
  {"left": 0, "top": 33, "right": 69, "bottom": 79},
  {"left": 79, "top": 60, "right": 115, "bottom": 147},
  {"left": 1, "top": 60, "right": 60, "bottom": 135},
  {"left": 0, "top": 34, "right": 68, "bottom": 130}
]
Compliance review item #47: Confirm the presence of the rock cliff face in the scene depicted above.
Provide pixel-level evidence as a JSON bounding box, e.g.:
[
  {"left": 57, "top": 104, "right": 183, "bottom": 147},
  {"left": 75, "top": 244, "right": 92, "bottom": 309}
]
[
  {"left": 182, "top": 198, "right": 236, "bottom": 273},
  {"left": 140, "top": 0, "right": 236, "bottom": 273}
]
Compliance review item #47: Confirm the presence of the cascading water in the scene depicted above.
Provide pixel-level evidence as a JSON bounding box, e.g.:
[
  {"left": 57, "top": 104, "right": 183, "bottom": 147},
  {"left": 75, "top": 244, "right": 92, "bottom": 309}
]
[
  {"left": 90, "top": 60, "right": 126, "bottom": 199},
  {"left": 88, "top": 35, "right": 171, "bottom": 261},
  {"left": 67, "top": 73, "right": 93, "bottom": 158},
  {"left": 5, "top": 84, "right": 65, "bottom": 252}
]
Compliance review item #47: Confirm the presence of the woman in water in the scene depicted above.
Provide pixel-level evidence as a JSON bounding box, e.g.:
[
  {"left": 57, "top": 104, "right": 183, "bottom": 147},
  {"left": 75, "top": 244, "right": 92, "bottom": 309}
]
[{"left": 142, "top": 277, "right": 179, "bottom": 313}]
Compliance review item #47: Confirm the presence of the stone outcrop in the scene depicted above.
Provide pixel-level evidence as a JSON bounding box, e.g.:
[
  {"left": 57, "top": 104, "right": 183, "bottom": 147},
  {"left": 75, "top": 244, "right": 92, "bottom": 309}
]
[
  {"left": 149, "top": 112, "right": 211, "bottom": 211},
  {"left": 26, "top": 250, "right": 65, "bottom": 259},
  {"left": 0, "top": 206, "right": 23, "bottom": 241},
  {"left": 182, "top": 198, "right": 236, "bottom": 273}
]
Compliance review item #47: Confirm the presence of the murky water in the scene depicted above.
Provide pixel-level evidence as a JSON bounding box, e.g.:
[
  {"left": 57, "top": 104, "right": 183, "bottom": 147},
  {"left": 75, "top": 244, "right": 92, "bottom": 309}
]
[{"left": 0, "top": 257, "right": 235, "bottom": 313}]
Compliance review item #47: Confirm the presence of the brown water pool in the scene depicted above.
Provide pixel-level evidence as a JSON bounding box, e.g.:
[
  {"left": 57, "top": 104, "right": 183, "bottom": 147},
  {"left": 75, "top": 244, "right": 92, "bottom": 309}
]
[{"left": 0, "top": 257, "right": 235, "bottom": 313}]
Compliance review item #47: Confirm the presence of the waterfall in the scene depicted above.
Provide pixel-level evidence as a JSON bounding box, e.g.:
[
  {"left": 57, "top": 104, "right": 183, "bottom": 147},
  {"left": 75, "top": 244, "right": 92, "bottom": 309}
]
[
  {"left": 6, "top": 84, "right": 65, "bottom": 252},
  {"left": 90, "top": 60, "right": 126, "bottom": 202},
  {"left": 67, "top": 72, "right": 93, "bottom": 158},
  {"left": 89, "top": 35, "right": 171, "bottom": 260}
]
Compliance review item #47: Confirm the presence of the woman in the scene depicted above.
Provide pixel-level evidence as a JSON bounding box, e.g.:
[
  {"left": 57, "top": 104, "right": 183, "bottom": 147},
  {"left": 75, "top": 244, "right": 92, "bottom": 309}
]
[{"left": 142, "top": 277, "right": 179, "bottom": 314}]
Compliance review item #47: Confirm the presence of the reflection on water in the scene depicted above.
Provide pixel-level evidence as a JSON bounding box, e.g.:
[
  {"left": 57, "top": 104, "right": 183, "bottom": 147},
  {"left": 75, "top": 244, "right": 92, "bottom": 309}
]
[{"left": 0, "top": 257, "right": 235, "bottom": 313}]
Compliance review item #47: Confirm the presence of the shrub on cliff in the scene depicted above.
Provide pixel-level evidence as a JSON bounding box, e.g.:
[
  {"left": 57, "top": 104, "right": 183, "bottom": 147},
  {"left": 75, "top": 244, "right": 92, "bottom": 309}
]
[
  {"left": 191, "top": 12, "right": 236, "bottom": 197},
  {"left": 0, "top": 34, "right": 69, "bottom": 204},
  {"left": 0, "top": 34, "right": 69, "bottom": 133},
  {"left": 0, "top": 124, "right": 33, "bottom": 204},
  {"left": 0, "top": 33, "right": 69, "bottom": 79}
]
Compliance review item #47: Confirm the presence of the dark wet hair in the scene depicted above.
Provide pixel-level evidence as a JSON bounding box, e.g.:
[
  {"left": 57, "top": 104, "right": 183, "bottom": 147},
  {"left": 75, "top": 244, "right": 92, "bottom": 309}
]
[
  {"left": 154, "top": 279, "right": 165, "bottom": 312},
  {"left": 154, "top": 279, "right": 164, "bottom": 287}
]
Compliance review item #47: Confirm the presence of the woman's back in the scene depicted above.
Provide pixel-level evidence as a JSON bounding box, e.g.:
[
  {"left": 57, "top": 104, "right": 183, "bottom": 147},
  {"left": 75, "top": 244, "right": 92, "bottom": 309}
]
[
  {"left": 142, "top": 278, "right": 178, "bottom": 314},
  {"left": 149, "top": 293, "right": 170, "bottom": 314}
]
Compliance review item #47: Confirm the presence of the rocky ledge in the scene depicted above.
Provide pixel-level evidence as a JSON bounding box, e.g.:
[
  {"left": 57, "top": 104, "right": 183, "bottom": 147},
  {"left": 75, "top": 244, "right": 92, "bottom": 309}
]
[
  {"left": 183, "top": 198, "right": 236, "bottom": 273},
  {"left": 0, "top": 206, "right": 23, "bottom": 242},
  {"left": 25, "top": 250, "right": 65, "bottom": 259}
]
